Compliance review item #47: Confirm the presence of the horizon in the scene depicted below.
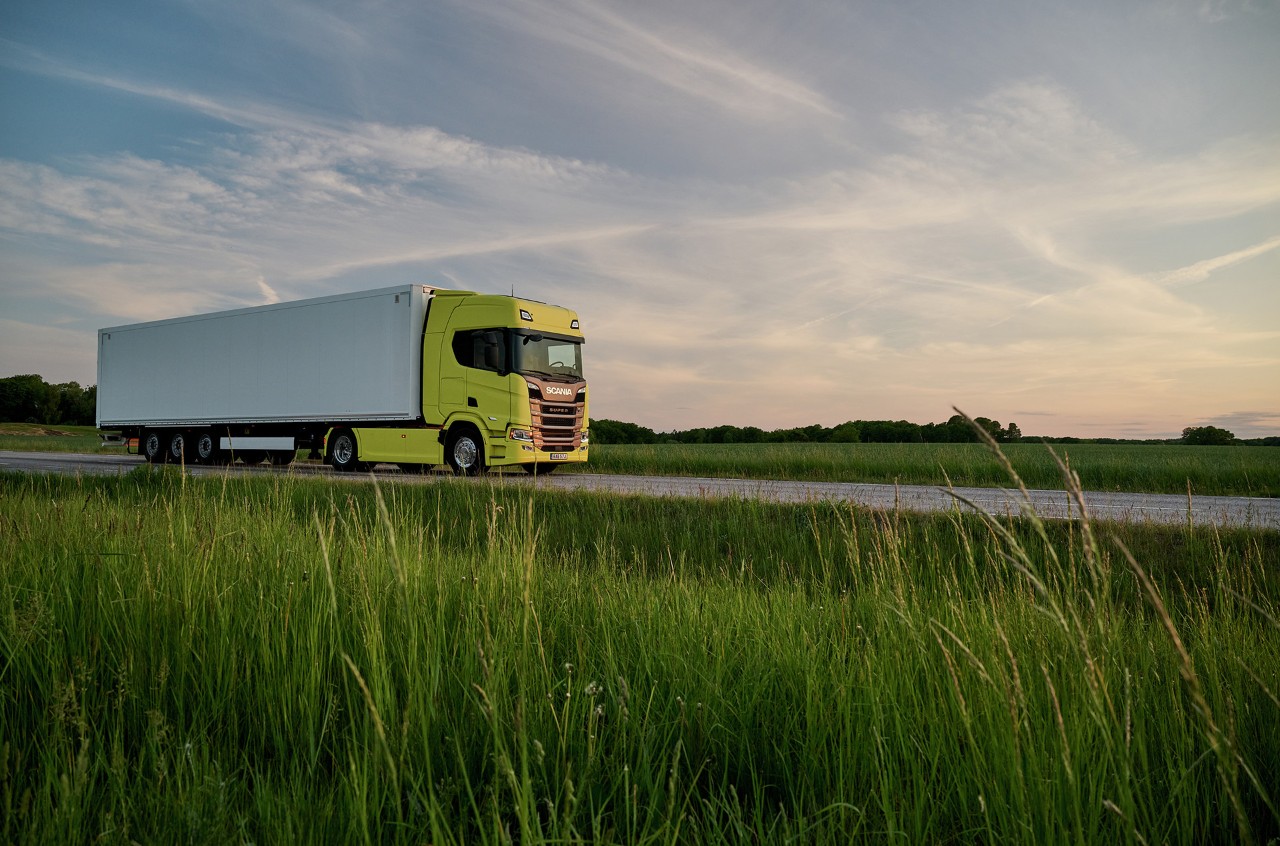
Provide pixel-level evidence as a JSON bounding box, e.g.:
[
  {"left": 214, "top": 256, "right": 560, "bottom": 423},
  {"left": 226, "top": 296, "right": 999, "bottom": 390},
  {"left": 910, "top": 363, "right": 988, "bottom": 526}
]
[{"left": 2, "top": 1, "right": 1277, "bottom": 438}]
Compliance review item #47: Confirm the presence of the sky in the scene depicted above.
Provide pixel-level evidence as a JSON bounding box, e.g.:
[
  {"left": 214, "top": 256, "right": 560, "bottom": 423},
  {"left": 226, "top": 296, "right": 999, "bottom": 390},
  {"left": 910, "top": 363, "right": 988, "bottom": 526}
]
[{"left": 1, "top": 0, "right": 1278, "bottom": 438}]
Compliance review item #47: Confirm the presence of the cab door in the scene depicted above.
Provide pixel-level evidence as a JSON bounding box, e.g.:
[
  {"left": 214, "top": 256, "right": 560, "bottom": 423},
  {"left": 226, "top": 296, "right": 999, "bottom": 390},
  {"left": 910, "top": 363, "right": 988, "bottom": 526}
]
[{"left": 459, "top": 330, "right": 514, "bottom": 435}]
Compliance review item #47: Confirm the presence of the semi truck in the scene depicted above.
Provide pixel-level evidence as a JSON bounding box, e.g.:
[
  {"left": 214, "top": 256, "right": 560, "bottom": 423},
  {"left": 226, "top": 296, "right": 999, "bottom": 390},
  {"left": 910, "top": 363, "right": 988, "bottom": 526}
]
[{"left": 96, "top": 285, "right": 589, "bottom": 474}]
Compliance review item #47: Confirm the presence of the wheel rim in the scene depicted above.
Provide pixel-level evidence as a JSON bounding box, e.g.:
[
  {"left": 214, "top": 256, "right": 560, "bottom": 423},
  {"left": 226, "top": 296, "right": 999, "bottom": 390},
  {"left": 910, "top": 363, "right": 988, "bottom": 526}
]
[
  {"left": 169, "top": 434, "right": 185, "bottom": 460},
  {"left": 334, "top": 436, "right": 354, "bottom": 465},
  {"left": 197, "top": 435, "right": 214, "bottom": 460},
  {"left": 145, "top": 433, "right": 161, "bottom": 459},
  {"left": 453, "top": 437, "right": 478, "bottom": 470}
]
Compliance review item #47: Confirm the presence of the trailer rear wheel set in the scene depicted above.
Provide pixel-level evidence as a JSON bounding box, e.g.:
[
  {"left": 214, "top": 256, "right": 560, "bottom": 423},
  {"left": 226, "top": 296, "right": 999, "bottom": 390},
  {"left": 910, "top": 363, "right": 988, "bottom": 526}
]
[{"left": 140, "top": 428, "right": 290, "bottom": 466}]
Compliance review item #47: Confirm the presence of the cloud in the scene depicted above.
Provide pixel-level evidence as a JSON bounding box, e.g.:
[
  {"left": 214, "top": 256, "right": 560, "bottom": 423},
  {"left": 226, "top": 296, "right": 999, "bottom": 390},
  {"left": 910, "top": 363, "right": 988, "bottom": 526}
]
[
  {"left": 1201, "top": 410, "right": 1280, "bottom": 438},
  {"left": 1157, "top": 234, "right": 1280, "bottom": 287},
  {"left": 462, "top": 0, "right": 841, "bottom": 122}
]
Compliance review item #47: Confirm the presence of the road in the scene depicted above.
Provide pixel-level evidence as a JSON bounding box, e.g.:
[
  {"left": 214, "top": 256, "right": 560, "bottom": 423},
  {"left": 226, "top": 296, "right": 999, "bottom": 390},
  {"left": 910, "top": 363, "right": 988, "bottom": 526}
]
[{"left": 1, "top": 450, "right": 1276, "bottom": 530}]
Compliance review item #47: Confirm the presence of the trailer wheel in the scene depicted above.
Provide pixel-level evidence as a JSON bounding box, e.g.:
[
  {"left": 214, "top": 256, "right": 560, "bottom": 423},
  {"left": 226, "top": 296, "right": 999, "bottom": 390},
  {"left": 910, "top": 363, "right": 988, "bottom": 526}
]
[
  {"left": 329, "top": 429, "right": 366, "bottom": 472},
  {"left": 166, "top": 432, "right": 189, "bottom": 464},
  {"left": 142, "top": 430, "right": 165, "bottom": 464},
  {"left": 446, "top": 427, "right": 486, "bottom": 476},
  {"left": 194, "top": 431, "right": 221, "bottom": 465}
]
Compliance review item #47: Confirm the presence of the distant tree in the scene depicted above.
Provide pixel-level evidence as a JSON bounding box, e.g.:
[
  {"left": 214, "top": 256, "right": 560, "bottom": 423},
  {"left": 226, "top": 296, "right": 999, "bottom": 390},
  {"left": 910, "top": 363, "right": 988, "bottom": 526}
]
[
  {"left": 1181, "top": 425, "right": 1237, "bottom": 446},
  {"left": 590, "top": 419, "right": 658, "bottom": 445},
  {"left": 932, "top": 414, "right": 980, "bottom": 443},
  {"left": 0, "top": 375, "right": 97, "bottom": 426},
  {"left": 972, "top": 417, "right": 1003, "bottom": 441},
  {"left": 999, "top": 421, "right": 1023, "bottom": 443},
  {"left": 829, "top": 421, "right": 860, "bottom": 443},
  {"left": 0, "top": 375, "right": 48, "bottom": 423},
  {"left": 859, "top": 420, "right": 922, "bottom": 443}
]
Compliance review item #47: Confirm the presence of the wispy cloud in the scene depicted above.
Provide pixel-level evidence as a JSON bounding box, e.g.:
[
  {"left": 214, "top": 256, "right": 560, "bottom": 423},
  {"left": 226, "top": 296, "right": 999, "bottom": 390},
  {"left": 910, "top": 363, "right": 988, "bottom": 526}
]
[
  {"left": 462, "top": 0, "right": 841, "bottom": 121},
  {"left": 1157, "top": 234, "right": 1280, "bottom": 287}
]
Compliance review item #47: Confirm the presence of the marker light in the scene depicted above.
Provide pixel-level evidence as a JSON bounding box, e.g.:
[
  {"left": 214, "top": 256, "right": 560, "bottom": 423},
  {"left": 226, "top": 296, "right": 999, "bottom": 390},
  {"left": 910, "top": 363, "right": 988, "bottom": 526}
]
[{"left": 520, "top": 309, "right": 533, "bottom": 321}]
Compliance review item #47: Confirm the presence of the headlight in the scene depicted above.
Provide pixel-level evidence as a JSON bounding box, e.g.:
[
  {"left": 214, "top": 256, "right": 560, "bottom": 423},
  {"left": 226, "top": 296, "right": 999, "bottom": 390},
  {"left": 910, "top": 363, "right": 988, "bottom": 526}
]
[
  {"left": 509, "top": 429, "right": 534, "bottom": 442},
  {"left": 581, "top": 431, "right": 589, "bottom": 444}
]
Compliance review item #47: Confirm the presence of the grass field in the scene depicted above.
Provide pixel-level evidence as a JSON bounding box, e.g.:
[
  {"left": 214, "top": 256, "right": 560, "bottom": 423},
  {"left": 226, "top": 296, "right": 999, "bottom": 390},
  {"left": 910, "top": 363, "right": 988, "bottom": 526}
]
[
  {"left": 576, "top": 441, "right": 1280, "bottom": 497},
  {"left": 2, "top": 467, "right": 1277, "bottom": 843},
  {"left": 0, "top": 423, "right": 112, "bottom": 454}
]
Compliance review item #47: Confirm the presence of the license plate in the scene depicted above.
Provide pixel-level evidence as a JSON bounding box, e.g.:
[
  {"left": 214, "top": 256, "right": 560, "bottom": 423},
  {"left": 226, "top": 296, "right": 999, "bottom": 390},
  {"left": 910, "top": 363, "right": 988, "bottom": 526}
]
[{"left": 550, "top": 453, "right": 567, "bottom": 461}]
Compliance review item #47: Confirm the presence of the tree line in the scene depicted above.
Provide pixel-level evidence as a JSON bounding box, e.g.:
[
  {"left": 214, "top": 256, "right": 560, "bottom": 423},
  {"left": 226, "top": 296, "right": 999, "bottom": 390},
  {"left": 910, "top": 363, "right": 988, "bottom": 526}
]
[
  {"left": 591, "top": 417, "right": 1279, "bottom": 447},
  {"left": 0, "top": 375, "right": 97, "bottom": 427},
  {"left": 592, "top": 414, "right": 1023, "bottom": 445}
]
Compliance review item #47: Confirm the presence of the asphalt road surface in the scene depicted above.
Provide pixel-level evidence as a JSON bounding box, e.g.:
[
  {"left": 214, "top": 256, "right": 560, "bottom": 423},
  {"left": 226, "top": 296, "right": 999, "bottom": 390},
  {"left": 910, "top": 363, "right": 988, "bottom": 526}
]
[{"left": 2, "top": 450, "right": 1276, "bottom": 530}]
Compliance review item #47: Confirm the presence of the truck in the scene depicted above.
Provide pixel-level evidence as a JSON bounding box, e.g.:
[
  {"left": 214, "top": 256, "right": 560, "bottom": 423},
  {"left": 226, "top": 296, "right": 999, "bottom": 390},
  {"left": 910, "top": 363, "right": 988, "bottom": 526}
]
[{"left": 96, "top": 285, "right": 589, "bottom": 474}]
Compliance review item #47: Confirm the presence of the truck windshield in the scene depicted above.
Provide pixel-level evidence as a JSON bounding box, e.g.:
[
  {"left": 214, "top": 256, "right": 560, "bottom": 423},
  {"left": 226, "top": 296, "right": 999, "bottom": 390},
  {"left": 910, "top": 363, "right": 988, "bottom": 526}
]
[{"left": 514, "top": 334, "right": 583, "bottom": 381}]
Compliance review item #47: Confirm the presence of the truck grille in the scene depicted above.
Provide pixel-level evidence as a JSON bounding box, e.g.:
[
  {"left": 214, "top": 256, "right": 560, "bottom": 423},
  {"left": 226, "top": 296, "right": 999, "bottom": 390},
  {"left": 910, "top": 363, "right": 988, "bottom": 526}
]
[{"left": 529, "top": 395, "right": 584, "bottom": 450}]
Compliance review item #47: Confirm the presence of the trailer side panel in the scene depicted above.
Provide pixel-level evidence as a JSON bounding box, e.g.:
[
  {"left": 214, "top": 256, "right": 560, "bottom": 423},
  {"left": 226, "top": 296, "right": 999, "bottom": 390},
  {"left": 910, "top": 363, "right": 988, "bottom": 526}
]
[{"left": 97, "top": 286, "right": 428, "bottom": 427}]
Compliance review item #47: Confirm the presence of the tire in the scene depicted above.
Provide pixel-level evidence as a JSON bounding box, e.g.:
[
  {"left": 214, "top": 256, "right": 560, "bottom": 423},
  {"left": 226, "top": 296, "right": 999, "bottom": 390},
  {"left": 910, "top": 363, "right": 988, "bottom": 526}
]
[
  {"left": 522, "top": 462, "right": 558, "bottom": 476},
  {"left": 142, "top": 430, "right": 165, "bottom": 464},
  {"left": 237, "top": 450, "right": 268, "bottom": 466},
  {"left": 329, "top": 429, "right": 365, "bottom": 473},
  {"left": 445, "top": 427, "right": 486, "bottom": 476},
  {"left": 166, "top": 431, "right": 189, "bottom": 464},
  {"left": 194, "top": 431, "right": 221, "bottom": 465},
  {"left": 268, "top": 450, "right": 296, "bottom": 466}
]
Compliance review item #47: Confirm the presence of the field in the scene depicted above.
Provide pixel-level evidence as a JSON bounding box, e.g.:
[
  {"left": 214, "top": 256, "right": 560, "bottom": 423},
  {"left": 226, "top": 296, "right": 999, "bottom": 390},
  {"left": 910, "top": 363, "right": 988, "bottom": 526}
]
[
  {"left": 0, "top": 423, "right": 111, "bottom": 454},
  {"left": 2, "top": 467, "right": 1277, "bottom": 843},
  {"left": 577, "top": 442, "right": 1280, "bottom": 497}
]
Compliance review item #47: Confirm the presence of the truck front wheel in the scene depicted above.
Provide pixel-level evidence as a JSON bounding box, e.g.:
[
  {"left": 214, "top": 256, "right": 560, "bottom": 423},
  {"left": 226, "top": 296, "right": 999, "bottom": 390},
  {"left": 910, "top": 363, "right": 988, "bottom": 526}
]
[
  {"left": 329, "top": 429, "right": 366, "bottom": 472},
  {"left": 446, "top": 428, "right": 486, "bottom": 476}
]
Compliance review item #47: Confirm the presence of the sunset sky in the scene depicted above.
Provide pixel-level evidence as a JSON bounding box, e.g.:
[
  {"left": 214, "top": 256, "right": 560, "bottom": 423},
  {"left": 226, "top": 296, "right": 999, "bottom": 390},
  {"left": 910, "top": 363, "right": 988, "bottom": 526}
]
[{"left": 2, "top": 0, "right": 1277, "bottom": 437}]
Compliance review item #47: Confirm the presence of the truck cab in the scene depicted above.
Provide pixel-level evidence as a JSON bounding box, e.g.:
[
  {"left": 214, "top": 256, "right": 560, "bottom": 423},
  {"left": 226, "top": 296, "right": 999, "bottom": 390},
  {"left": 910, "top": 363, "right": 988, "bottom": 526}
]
[{"left": 334, "top": 290, "right": 589, "bottom": 474}]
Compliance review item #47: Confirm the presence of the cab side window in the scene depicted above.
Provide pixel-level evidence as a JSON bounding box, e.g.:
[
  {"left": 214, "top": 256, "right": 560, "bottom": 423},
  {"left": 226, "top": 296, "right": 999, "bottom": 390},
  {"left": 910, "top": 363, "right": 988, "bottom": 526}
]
[{"left": 452, "top": 329, "right": 506, "bottom": 373}]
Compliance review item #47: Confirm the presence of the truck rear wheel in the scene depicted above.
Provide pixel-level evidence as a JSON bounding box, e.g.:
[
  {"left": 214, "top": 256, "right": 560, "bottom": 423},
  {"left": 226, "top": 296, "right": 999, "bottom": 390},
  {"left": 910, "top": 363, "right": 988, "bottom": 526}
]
[
  {"left": 446, "top": 428, "right": 486, "bottom": 476},
  {"left": 142, "top": 430, "right": 165, "bottom": 464},
  {"left": 329, "top": 429, "right": 366, "bottom": 472}
]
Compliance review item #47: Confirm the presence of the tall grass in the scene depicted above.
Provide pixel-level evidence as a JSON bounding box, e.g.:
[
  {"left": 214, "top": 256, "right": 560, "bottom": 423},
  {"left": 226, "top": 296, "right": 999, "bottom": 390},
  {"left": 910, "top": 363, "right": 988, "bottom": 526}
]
[
  {"left": 1, "top": 465, "right": 1277, "bottom": 843},
  {"left": 577, "top": 441, "right": 1280, "bottom": 497}
]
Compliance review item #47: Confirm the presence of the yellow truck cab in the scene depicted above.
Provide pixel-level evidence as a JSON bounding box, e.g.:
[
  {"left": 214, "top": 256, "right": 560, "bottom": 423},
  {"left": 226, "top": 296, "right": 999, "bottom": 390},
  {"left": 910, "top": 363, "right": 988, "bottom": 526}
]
[{"left": 330, "top": 290, "right": 589, "bottom": 475}]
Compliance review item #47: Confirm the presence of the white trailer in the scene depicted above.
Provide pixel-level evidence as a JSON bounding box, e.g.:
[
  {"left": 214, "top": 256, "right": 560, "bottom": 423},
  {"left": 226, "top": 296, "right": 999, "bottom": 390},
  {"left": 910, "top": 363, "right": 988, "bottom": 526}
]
[{"left": 97, "top": 286, "right": 432, "bottom": 463}]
